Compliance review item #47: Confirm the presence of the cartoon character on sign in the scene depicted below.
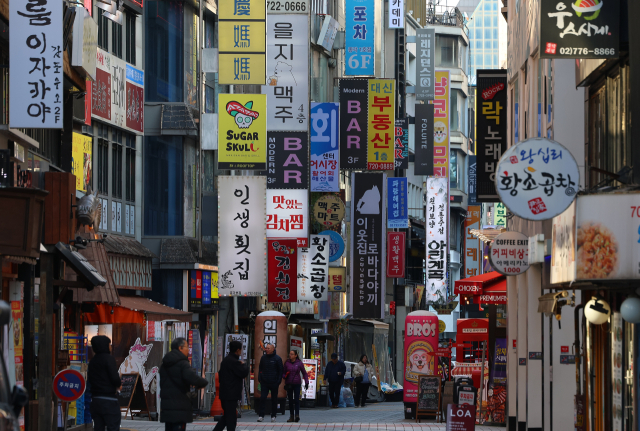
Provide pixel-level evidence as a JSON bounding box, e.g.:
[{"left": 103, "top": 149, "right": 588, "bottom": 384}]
[
  {"left": 409, "top": 347, "right": 429, "bottom": 373},
  {"left": 268, "top": 61, "right": 297, "bottom": 86},
  {"left": 403, "top": 311, "right": 439, "bottom": 403},
  {"left": 226, "top": 100, "right": 259, "bottom": 129},
  {"left": 406, "top": 340, "right": 435, "bottom": 380},
  {"left": 118, "top": 338, "right": 159, "bottom": 392},
  {"left": 434, "top": 121, "right": 448, "bottom": 143}
]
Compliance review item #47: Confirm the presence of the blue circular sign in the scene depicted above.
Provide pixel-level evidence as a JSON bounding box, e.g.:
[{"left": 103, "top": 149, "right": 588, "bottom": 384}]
[
  {"left": 319, "top": 230, "right": 345, "bottom": 262},
  {"left": 53, "top": 369, "right": 86, "bottom": 402}
]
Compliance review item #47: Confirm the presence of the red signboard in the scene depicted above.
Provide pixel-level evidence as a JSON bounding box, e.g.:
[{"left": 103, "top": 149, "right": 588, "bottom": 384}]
[
  {"left": 561, "top": 345, "right": 569, "bottom": 353},
  {"left": 446, "top": 404, "right": 476, "bottom": 431},
  {"left": 91, "top": 68, "right": 111, "bottom": 120},
  {"left": 475, "top": 293, "right": 507, "bottom": 305},
  {"left": 386, "top": 232, "right": 405, "bottom": 278},
  {"left": 126, "top": 82, "right": 144, "bottom": 133},
  {"left": 454, "top": 282, "right": 483, "bottom": 295},
  {"left": 267, "top": 239, "right": 298, "bottom": 303},
  {"left": 196, "top": 270, "right": 202, "bottom": 299}
]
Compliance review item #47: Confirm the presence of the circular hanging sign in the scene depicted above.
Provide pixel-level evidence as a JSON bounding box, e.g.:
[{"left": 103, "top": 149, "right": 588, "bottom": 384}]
[
  {"left": 319, "top": 230, "right": 345, "bottom": 262},
  {"left": 313, "top": 195, "right": 346, "bottom": 227},
  {"left": 489, "top": 231, "right": 530, "bottom": 276},
  {"left": 495, "top": 138, "right": 579, "bottom": 221},
  {"left": 53, "top": 369, "right": 86, "bottom": 402},
  {"left": 438, "top": 320, "right": 446, "bottom": 333}
]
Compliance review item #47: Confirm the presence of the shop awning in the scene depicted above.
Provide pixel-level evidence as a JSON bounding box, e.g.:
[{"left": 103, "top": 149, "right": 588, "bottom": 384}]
[
  {"left": 119, "top": 296, "right": 192, "bottom": 322},
  {"left": 161, "top": 104, "right": 198, "bottom": 136},
  {"left": 469, "top": 227, "right": 506, "bottom": 243},
  {"left": 360, "top": 319, "right": 389, "bottom": 330},
  {"left": 474, "top": 278, "right": 507, "bottom": 305},
  {"left": 454, "top": 271, "right": 504, "bottom": 295}
]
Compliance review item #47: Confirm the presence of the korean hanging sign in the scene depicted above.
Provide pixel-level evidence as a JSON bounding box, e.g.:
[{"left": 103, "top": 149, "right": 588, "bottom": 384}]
[
  {"left": 339, "top": 79, "right": 368, "bottom": 170},
  {"left": 267, "top": 131, "right": 309, "bottom": 189},
  {"left": 425, "top": 177, "right": 448, "bottom": 303},
  {"left": 218, "top": 94, "right": 267, "bottom": 170},
  {"left": 496, "top": 138, "right": 579, "bottom": 221},
  {"left": 328, "top": 267, "right": 347, "bottom": 292},
  {"left": 433, "top": 71, "right": 450, "bottom": 177},
  {"left": 494, "top": 203, "right": 507, "bottom": 228},
  {"left": 464, "top": 206, "right": 481, "bottom": 278},
  {"left": 468, "top": 155, "right": 478, "bottom": 205},
  {"left": 297, "top": 235, "right": 330, "bottom": 302},
  {"left": 389, "top": 0, "right": 404, "bottom": 28},
  {"left": 490, "top": 231, "right": 530, "bottom": 275},
  {"left": 217, "top": 176, "right": 267, "bottom": 296},
  {"left": 313, "top": 194, "right": 346, "bottom": 227},
  {"left": 386, "top": 232, "right": 406, "bottom": 278},
  {"left": 350, "top": 172, "right": 386, "bottom": 318},
  {"left": 387, "top": 177, "right": 408, "bottom": 228},
  {"left": 367, "top": 79, "right": 395, "bottom": 170},
  {"left": 310, "top": 103, "right": 340, "bottom": 192},
  {"left": 262, "top": 14, "right": 309, "bottom": 130},
  {"left": 414, "top": 102, "right": 434, "bottom": 176},
  {"left": 268, "top": 239, "right": 298, "bottom": 302},
  {"left": 345, "top": 0, "right": 375, "bottom": 75},
  {"left": 394, "top": 118, "right": 409, "bottom": 170},
  {"left": 266, "top": 189, "right": 309, "bottom": 247},
  {"left": 10, "top": 0, "right": 63, "bottom": 128},
  {"left": 415, "top": 28, "right": 435, "bottom": 101}
]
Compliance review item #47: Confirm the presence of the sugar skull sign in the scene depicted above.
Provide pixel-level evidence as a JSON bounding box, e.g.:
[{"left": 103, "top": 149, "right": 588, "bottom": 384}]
[{"left": 218, "top": 94, "right": 267, "bottom": 170}]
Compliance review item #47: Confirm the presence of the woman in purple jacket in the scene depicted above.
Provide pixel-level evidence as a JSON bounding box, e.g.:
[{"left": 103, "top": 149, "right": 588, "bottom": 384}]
[{"left": 282, "top": 350, "right": 309, "bottom": 422}]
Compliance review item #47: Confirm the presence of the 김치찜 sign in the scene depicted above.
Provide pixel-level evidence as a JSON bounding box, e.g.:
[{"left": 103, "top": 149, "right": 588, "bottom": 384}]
[
  {"left": 490, "top": 231, "right": 530, "bottom": 276},
  {"left": 266, "top": 189, "right": 309, "bottom": 247},
  {"left": 496, "top": 138, "right": 579, "bottom": 221}
]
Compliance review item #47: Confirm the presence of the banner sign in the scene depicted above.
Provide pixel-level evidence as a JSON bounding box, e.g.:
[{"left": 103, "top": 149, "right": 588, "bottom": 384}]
[
  {"left": 218, "top": 94, "right": 267, "bottom": 170},
  {"left": 72, "top": 133, "right": 93, "bottom": 192},
  {"left": 387, "top": 232, "right": 406, "bottom": 278},
  {"left": 345, "top": 0, "right": 375, "bottom": 76},
  {"left": 266, "top": 189, "right": 309, "bottom": 247},
  {"left": 262, "top": 14, "right": 309, "bottom": 130},
  {"left": 464, "top": 206, "right": 481, "bottom": 278},
  {"left": 350, "top": 172, "right": 386, "bottom": 318},
  {"left": 267, "top": 131, "right": 308, "bottom": 189},
  {"left": 414, "top": 103, "right": 434, "bottom": 176},
  {"left": 387, "top": 177, "right": 408, "bottom": 228},
  {"left": 367, "top": 80, "right": 395, "bottom": 170},
  {"left": 476, "top": 69, "right": 507, "bottom": 201},
  {"left": 328, "top": 266, "right": 347, "bottom": 291},
  {"left": 339, "top": 79, "right": 368, "bottom": 169},
  {"left": 217, "top": 176, "right": 267, "bottom": 296},
  {"left": 394, "top": 118, "right": 409, "bottom": 170},
  {"left": 425, "top": 177, "right": 448, "bottom": 303},
  {"left": 433, "top": 71, "right": 450, "bottom": 177},
  {"left": 495, "top": 203, "right": 507, "bottom": 228},
  {"left": 10, "top": 0, "right": 63, "bottom": 128},
  {"left": 268, "top": 239, "right": 298, "bottom": 302},
  {"left": 415, "top": 28, "right": 435, "bottom": 101},
  {"left": 297, "top": 235, "right": 330, "bottom": 301},
  {"left": 224, "top": 333, "right": 249, "bottom": 361},
  {"left": 310, "top": 103, "right": 340, "bottom": 192},
  {"left": 468, "top": 155, "right": 477, "bottom": 205},
  {"left": 389, "top": 0, "right": 404, "bottom": 28}
]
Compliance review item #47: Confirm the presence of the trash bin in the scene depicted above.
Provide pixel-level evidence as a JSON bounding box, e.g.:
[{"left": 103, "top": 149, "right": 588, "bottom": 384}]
[{"left": 317, "top": 385, "right": 329, "bottom": 407}]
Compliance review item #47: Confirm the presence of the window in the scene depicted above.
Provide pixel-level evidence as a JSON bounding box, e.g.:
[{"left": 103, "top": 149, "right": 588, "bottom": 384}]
[
  {"left": 125, "top": 135, "right": 136, "bottom": 202},
  {"left": 485, "top": 29, "right": 492, "bottom": 39},
  {"left": 436, "top": 35, "right": 459, "bottom": 68},
  {"left": 493, "top": 40, "right": 499, "bottom": 49},
  {"left": 97, "top": 11, "right": 109, "bottom": 50},
  {"left": 126, "top": 13, "right": 136, "bottom": 64},
  {"left": 485, "top": 40, "right": 492, "bottom": 49},
  {"left": 112, "top": 20, "right": 123, "bottom": 58},
  {"left": 97, "top": 125, "right": 109, "bottom": 195},
  {"left": 475, "top": 29, "right": 482, "bottom": 39},
  {"left": 484, "top": 15, "right": 491, "bottom": 26},
  {"left": 112, "top": 131, "right": 123, "bottom": 199},
  {"left": 450, "top": 150, "right": 458, "bottom": 189}
]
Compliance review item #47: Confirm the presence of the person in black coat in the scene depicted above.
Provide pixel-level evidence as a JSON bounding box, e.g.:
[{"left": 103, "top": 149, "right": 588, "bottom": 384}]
[
  {"left": 159, "top": 337, "right": 209, "bottom": 431},
  {"left": 324, "top": 353, "right": 346, "bottom": 408},
  {"left": 257, "top": 343, "right": 283, "bottom": 422},
  {"left": 213, "top": 340, "right": 249, "bottom": 431},
  {"left": 88, "top": 335, "right": 122, "bottom": 431}
]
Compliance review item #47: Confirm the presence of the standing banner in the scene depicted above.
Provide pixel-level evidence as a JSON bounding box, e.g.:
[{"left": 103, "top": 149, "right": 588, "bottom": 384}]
[
  {"left": 415, "top": 28, "right": 435, "bottom": 101},
  {"left": 367, "top": 80, "right": 395, "bottom": 170},
  {"left": 425, "top": 177, "right": 448, "bottom": 303},
  {"left": 339, "top": 79, "right": 368, "bottom": 169},
  {"left": 267, "top": 131, "right": 309, "bottom": 189},
  {"left": 476, "top": 69, "right": 507, "bottom": 202},
  {"left": 468, "top": 155, "right": 477, "bottom": 205},
  {"left": 414, "top": 103, "right": 434, "bottom": 176},
  {"left": 266, "top": 189, "right": 309, "bottom": 246},
  {"left": 433, "top": 71, "right": 450, "bottom": 177},
  {"left": 267, "top": 239, "right": 298, "bottom": 302},
  {"left": 394, "top": 118, "right": 409, "bottom": 170},
  {"left": 262, "top": 14, "right": 309, "bottom": 130},
  {"left": 297, "top": 236, "right": 330, "bottom": 301},
  {"left": 302, "top": 359, "right": 318, "bottom": 399},
  {"left": 389, "top": 0, "right": 404, "bottom": 28},
  {"left": 350, "top": 172, "right": 386, "bottom": 318},
  {"left": 217, "top": 176, "right": 267, "bottom": 296},
  {"left": 386, "top": 232, "right": 406, "bottom": 278},
  {"left": 345, "top": 0, "right": 375, "bottom": 76},
  {"left": 387, "top": 177, "right": 408, "bottom": 228},
  {"left": 464, "top": 206, "right": 481, "bottom": 278},
  {"left": 403, "top": 311, "right": 439, "bottom": 402},
  {"left": 310, "top": 103, "right": 340, "bottom": 191},
  {"left": 218, "top": 94, "right": 267, "bottom": 170}
]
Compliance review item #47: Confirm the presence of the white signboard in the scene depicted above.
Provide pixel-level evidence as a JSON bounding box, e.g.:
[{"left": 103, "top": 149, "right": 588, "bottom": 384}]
[
  {"left": 388, "top": 0, "right": 404, "bottom": 28},
  {"left": 317, "top": 15, "right": 339, "bottom": 51},
  {"left": 218, "top": 176, "right": 267, "bottom": 296},
  {"left": 297, "top": 235, "right": 330, "bottom": 302},
  {"left": 425, "top": 177, "right": 448, "bottom": 303},
  {"left": 224, "top": 333, "right": 249, "bottom": 361},
  {"left": 266, "top": 0, "right": 309, "bottom": 14},
  {"left": 262, "top": 14, "right": 309, "bottom": 131},
  {"left": 266, "top": 189, "right": 309, "bottom": 247},
  {"left": 10, "top": 0, "right": 64, "bottom": 128},
  {"left": 550, "top": 201, "right": 575, "bottom": 284},
  {"left": 302, "top": 359, "right": 318, "bottom": 399},
  {"left": 490, "top": 231, "right": 530, "bottom": 276},
  {"left": 71, "top": 7, "right": 98, "bottom": 81},
  {"left": 290, "top": 335, "right": 304, "bottom": 358},
  {"left": 496, "top": 138, "right": 579, "bottom": 221}
]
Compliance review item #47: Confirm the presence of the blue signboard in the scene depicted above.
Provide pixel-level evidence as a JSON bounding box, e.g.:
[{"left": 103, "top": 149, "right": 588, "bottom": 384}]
[
  {"left": 202, "top": 271, "right": 211, "bottom": 305},
  {"left": 310, "top": 103, "right": 340, "bottom": 191},
  {"left": 319, "top": 230, "right": 345, "bottom": 262},
  {"left": 468, "top": 155, "right": 477, "bottom": 205},
  {"left": 345, "top": 0, "right": 375, "bottom": 76},
  {"left": 126, "top": 64, "right": 144, "bottom": 86},
  {"left": 387, "top": 177, "right": 408, "bottom": 228}
]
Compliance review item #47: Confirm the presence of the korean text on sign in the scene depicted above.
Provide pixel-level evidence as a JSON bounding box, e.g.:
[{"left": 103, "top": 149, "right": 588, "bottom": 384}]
[
  {"left": 268, "top": 239, "right": 298, "bottom": 302},
  {"left": 345, "top": 0, "right": 375, "bottom": 75},
  {"left": 367, "top": 80, "right": 395, "bottom": 170},
  {"left": 433, "top": 71, "right": 450, "bottom": 178}
]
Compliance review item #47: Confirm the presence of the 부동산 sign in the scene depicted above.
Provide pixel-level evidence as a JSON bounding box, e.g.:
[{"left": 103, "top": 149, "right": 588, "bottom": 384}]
[
  {"left": 310, "top": 103, "right": 340, "bottom": 192},
  {"left": 345, "top": 0, "right": 375, "bottom": 76},
  {"left": 490, "top": 231, "right": 530, "bottom": 276},
  {"left": 367, "top": 80, "right": 395, "bottom": 170},
  {"left": 218, "top": 94, "right": 267, "bottom": 170}
]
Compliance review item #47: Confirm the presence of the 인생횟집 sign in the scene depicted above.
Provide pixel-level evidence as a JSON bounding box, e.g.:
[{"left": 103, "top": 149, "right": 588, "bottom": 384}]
[
  {"left": 490, "top": 231, "right": 530, "bottom": 276},
  {"left": 218, "top": 94, "right": 267, "bottom": 170}
]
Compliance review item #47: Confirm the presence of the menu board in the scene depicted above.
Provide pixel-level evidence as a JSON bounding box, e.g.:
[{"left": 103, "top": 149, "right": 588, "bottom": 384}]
[
  {"left": 417, "top": 375, "right": 441, "bottom": 413},
  {"left": 302, "top": 359, "right": 318, "bottom": 400}
]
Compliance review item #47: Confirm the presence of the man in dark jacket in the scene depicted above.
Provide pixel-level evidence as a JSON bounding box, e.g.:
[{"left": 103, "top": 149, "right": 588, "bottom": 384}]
[
  {"left": 88, "top": 335, "right": 122, "bottom": 431},
  {"left": 213, "top": 340, "right": 249, "bottom": 431},
  {"left": 257, "top": 343, "right": 283, "bottom": 422},
  {"left": 324, "top": 353, "right": 346, "bottom": 408},
  {"left": 160, "top": 337, "right": 209, "bottom": 431}
]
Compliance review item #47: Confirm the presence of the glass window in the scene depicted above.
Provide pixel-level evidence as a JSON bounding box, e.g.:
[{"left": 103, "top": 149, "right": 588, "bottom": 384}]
[
  {"left": 125, "top": 135, "right": 136, "bottom": 202},
  {"left": 485, "top": 40, "right": 492, "bottom": 49},
  {"left": 112, "top": 130, "right": 123, "bottom": 199},
  {"left": 485, "top": 53, "right": 492, "bottom": 66},
  {"left": 493, "top": 16, "right": 498, "bottom": 26},
  {"left": 485, "top": 29, "right": 492, "bottom": 39},
  {"left": 493, "top": 40, "right": 499, "bottom": 49},
  {"left": 97, "top": 125, "right": 109, "bottom": 195},
  {"left": 494, "top": 29, "right": 499, "bottom": 39},
  {"left": 476, "top": 54, "right": 483, "bottom": 67},
  {"left": 126, "top": 13, "right": 136, "bottom": 64},
  {"left": 112, "top": 21, "right": 123, "bottom": 59},
  {"left": 494, "top": 54, "right": 498, "bottom": 65},
  {"left": 476, "top": 41, "right": 483, "bottom": 49},
  {"left": 484, "top": 15, "right": 491, "bottom": 26},
  {"left": 475, "top": 29, "right": 483, "bottom": 39},
  {"left": 436, "top": 35, "right": 458, "bottom": 68},
  {"left": 450, "top": 150, "right": 458, "bottom": 189},
  {"left": 484, "top": 1, "right": 492, "bottom": 10},
  {"left": 97, "top": 11, "right": 109, "bottom": 50},
  {"left": 450, "top": 90, "right": 459, "bottom": 131}
]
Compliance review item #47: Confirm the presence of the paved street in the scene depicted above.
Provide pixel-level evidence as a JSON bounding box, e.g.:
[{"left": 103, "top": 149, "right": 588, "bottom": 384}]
[{"left": 121, "top": 402, "right": 500, "bottom": 430}]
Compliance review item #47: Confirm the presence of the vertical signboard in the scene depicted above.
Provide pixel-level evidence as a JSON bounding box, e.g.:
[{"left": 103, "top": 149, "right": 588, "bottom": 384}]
[
  {"left": 468, "top": 155, "right": 477, "bottom": 205},
  {"left": 612, "top": 312, "right": 622, "bottom": 431},
  {"left": 387, "top": 177, "right": 408, "bottom": 228},
  {"left": 476, "top": 69, "right": 507, "bottom": 202},
  {"left": 218, "top": 0, "right": 266, "bottom": 84},
  {"left": 425, "top": 177, "right": 448, "bottom": 302},
  {"left": 262, "top": 14, "right": 309, "bottom": 130},
  {"left": 394, "top": 118, "right": 409, "bottom": 170},
  {"left": 414, "top": 103, "right": 434, "bottom": 176},
  {"left": 218, "top": 94, "right": 267, "bottom": 170},
  {"left": 297, "top": 236, "right": 330, "bottom": 301},
  {"left": 217, "top": 176, "right": 267, "bottom": 296},
  {"left": 339, "top": 79, "right": 368, "bottom": 169},
  {"left": 367, "top": 80, "right": 395, "bottom": 170},
  {"left": 266, "top": 189, "right": 309, "bottom": 246},
  {"left": 433, "top": 71, "right": 450, "bottom": 177},
  {"left": 72, "top": 133, "right": 93, "bottom": 192},
  {"left": 345, "top": 0, "right": 375, "bottom": 75},
  {"left": 389, "top": 0, "right": 404, "bottom": 28},
  {"left": 415, "top": 29, "right": 435, "bottom": 101},
  {"left": 494, "top": 203, "right": 506, "bottom": 228},
  {"left": 386, "top": 232, "right": 406, "bottom": 278},
  {"left": 310, "top": 103, "right": 340, "bottom": 192},
  {"left": 328, "top": 267, "right": 346, "bottom": 292},
  {"left": 350, "top": 172, "right": 386, "bottom": 318},
  {"left": 464, "top": 206, "right": 481, "bottom": 278},
  {"left": 268, "top": 239, "right": 298, "bottom": 302},
  {"left": 267, "top": 131, "right": 309, "bottom": 189},
  {"left": 10, "top": 0, "right": 63, "bottom": 128}
]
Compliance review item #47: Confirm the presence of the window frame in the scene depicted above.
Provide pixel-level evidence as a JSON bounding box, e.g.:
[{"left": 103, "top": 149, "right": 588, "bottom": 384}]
[
  {"left": 112, "top": 19, "right": 123, "bottom": 59},
  {"left": 126, "top": 12, "right": 136, "bottom": 65}
]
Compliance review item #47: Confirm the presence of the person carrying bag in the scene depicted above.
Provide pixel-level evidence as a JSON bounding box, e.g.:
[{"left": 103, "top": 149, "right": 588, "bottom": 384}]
[{"left": 352, "top": 354, "right": 376, "bottom": 408}]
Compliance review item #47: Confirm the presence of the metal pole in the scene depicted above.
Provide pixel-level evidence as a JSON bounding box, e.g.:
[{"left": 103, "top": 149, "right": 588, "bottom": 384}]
[
  {"left": 233, "top": 296, "right": 239, "bottom": 333},
  {"left": 197, "top": 0, "right": 204, "bottom": 259},
  {"left": 478, "top": 340, "right": 486, "bottom": 423}
]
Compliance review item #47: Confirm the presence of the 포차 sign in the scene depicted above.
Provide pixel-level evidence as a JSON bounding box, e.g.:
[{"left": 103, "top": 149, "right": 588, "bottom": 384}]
[
  {"left": 490, "top": 231, "right": 530, "bottom": 276},
  {"left": 496, "top": 138, "right": 579, "bottom": 221}
]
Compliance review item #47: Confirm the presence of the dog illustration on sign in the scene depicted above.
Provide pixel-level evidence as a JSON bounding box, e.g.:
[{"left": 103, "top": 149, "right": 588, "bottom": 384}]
[{"left": 118, "top": 338, "right": 159, "bottom": 391}]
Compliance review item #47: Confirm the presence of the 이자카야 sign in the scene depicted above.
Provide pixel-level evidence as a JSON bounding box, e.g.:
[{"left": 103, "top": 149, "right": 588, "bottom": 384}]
[
  {"left": 496, "top": 137, "right": 579, "bottom": 221},
  {"left": 490, "top": 231, "right": 530, "bottom": 276},
  {"left": 218, "top": 94, "right": 267, "bottom": 170}
]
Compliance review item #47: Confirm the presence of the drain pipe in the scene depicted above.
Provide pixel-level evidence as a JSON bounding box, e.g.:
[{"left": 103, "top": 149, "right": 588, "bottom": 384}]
[{"left": 574, "top": 303, "right": 585, "bottom": 395}]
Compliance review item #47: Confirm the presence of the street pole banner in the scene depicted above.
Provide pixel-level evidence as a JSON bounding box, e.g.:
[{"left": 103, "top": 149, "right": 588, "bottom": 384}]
[
  {"left": 414, "top": 102, "right": 435, "bottom": 176},
  {"left": 262, "top": 14, "right": 309, "bottom": 130},
  {"left": 339, "top": 79, "right": 368, "bottom": 170},
  {"left": 433, "top": 70, "right": 450, "bottom": 178},
  {"left": 217, "top": 176, "right": 267, "bottom": 296},
  {"left": 350, "top": 172, "right": 386, "bottom": 318},
  {"left": 415, "top": 28, "right": 435, "bottom": 101},
  {"left": 387, "top": 177, "right": 408, "bottom": 228},
  {"left": 367, "top": 79, "right": 395, "bottom": 170},
  {"left": 464, "top": 206, "right": 481, "bottom": 278},
  {"left": 218, "top": 94, "right": 267, "bottom": 170},
  {"left": 394, "top": 118, "right": 409, "bottom": 170},
  {"left": 268, "top": 239, "right": 298, "bottom": 302},
  {"left": 345, "top": 0, "right": 375, "bottom": 76},
  {"left": 266, "top": 189, "right": 309, "bottom": 247},
  {"left": 310, "top": 103, "right": 340, "bottom": 191},
  {"left": 425, "top": 177, "right": 448, "bottom": 303},
  {"left": 267, "top": 131, "right": 309, "bottom": 189}
]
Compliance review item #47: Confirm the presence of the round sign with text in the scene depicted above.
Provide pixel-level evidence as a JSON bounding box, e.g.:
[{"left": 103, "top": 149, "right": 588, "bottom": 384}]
[
  {"left": 313, "top": 195, "right": 346, "bottom": 227},
  {"left": 490, "top": 231, "right": 530, "bottom": 276},
  {"left": 319, "top": 229, "right": 345, "bottom": 262},
  {"left": 53, "top": 369, "right": 86, "bottom": 402},
  {"left": 496, "top": 138, "right": 579, "bottom": 221}
]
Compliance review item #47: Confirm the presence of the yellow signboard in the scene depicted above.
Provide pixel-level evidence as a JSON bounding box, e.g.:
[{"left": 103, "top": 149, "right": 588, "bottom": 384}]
[
  {"left": 72, "top": 132, "right": 92, "bottom": 192},
  {"left": 433, "top": 70, "right": 450, "bottom": 177},
  {"left": 219, "top": 0, "right": 265, "bottom": 20},
  {"left": 218, "top": 94, "right": 267, "bottom": 170},
  {"left": 367, "top": 79, "right": 395, "bottom": 170},
  {"left": 212, "top": 271, "right": 219, "bottom": 299},
  {"left": 218, "top": 54, "right": 266, "bottom": 85},
  {"left": 218, "top": 22, "right": 266, "bottom": 53},
  {"left": 328, "top": 267, "right": 346, "bottom": 292}
]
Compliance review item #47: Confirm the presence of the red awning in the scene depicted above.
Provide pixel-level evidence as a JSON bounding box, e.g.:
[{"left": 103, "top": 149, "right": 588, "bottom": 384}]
[
  {"left": 474, "top": 278, "right": 507, "bottom": 305},
  {"left": 454, "top": 271, "right": 504, "bottom": 295}
]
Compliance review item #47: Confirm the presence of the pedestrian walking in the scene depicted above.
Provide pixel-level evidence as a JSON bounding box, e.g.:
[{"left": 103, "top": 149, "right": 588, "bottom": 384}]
[
  {"left": 283, "top": 350, "right": 309, "bottom": 422},
  {"left": 213, "top": 340, "right": 249, "bottom": 431},
  {"left": 159, "top": 337, "right": 209, "bottom": 431},
  {"left": 352, "top": 354, "right": 377, "bottom": 408},
  {"left": 257, "top": 343, "right": 284, "bottom": 422},
  {"left": 323, "top": 353, "right": 346, "bottom": 408},
  {"left": 88, "top": 335, "right": 122, "bottom": 431}
]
